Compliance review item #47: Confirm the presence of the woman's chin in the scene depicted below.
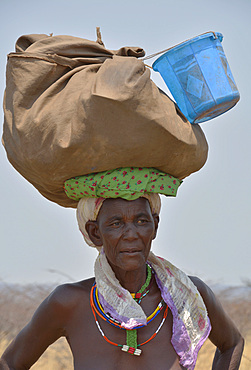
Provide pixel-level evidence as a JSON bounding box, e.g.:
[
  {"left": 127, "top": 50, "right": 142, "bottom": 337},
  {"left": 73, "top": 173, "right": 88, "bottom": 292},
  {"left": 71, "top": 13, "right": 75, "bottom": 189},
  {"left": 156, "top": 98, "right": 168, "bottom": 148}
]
[{"left": 116, "top": 253, "right": 147, "bottom": 271}]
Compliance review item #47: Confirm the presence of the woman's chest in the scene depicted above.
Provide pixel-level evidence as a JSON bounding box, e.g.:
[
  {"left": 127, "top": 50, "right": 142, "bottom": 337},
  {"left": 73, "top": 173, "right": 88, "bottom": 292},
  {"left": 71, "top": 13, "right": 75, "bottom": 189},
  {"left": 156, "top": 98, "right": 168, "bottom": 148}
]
[{"left": 66, "top": 306, "right": 185, "bottom": 370}]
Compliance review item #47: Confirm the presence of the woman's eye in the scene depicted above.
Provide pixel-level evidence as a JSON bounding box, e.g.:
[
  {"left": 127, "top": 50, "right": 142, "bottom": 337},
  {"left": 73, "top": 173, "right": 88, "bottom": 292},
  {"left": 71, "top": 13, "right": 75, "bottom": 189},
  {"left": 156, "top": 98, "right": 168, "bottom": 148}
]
[
  {"left": 137, "top": 219, "right": 147, "bottom": 225},
  {"left": 111, "top": 221, "right": 121, "bottom": 227}
]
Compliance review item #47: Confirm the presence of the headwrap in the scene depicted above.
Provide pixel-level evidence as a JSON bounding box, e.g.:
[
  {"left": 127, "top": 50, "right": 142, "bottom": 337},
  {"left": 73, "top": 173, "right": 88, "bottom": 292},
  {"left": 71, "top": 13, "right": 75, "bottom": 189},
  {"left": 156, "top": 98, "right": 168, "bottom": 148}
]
[{"left": 64, "top": 167, "right": 181, "bottom": 201}]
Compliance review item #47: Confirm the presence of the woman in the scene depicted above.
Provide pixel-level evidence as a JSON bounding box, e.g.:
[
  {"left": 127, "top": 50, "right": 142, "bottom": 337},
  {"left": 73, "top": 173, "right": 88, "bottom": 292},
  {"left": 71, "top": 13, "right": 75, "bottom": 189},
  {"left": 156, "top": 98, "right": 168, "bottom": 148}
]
[{"left": 0, "top": 168, "right": 244, "bottom": 369}]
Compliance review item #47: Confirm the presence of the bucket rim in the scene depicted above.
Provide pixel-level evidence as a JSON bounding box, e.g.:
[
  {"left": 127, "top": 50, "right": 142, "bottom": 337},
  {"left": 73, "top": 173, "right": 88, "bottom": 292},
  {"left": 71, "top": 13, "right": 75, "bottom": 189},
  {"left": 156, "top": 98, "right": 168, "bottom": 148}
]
[{"left": 152, "top": 31, "right": 223, "bottom": 69}]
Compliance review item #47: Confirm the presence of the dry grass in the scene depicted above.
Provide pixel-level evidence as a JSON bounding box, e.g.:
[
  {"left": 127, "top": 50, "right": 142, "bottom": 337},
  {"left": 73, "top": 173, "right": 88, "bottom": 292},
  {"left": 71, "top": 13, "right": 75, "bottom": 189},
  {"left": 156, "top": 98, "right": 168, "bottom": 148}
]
[
  {"left": 0, "top": 282, "right": 250, "bottom": 369},
  {"left": 0, "top": 283, "right": 73, "bottom": 369}
]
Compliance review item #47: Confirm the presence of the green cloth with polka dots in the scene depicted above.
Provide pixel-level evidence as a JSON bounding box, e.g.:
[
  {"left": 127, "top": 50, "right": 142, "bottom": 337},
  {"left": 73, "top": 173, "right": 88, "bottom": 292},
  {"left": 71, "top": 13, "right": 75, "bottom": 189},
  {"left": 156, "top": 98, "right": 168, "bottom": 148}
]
[{"left": 64, "top": 167, "right": 181, "bottom": 201}]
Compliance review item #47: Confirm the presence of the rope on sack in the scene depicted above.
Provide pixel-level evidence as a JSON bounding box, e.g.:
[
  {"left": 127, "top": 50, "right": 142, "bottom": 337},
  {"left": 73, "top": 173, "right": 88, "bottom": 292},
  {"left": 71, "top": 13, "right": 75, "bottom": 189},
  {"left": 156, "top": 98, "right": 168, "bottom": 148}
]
[
  {"left": 142, "top": 46, "right": 173, "bottom": 69},
  {"left": 142, "top": 47, "right": 172, "bottom": 62},
  {"left": 96, "top": 27, "right": 105, "bottom": 46},
  {"left": 144, "top": 63, "right": 153, "bottom": 70}
]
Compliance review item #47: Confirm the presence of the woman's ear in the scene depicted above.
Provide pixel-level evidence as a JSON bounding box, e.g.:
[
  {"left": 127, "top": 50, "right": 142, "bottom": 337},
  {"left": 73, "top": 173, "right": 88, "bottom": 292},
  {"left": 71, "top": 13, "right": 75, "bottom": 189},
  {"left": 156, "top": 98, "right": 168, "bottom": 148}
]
[
  {"left": 152, "top": 213, "right": 159, "bottom": 240},
  {"left": 85, "top": 221, "right": 103, "bottom": 246}
]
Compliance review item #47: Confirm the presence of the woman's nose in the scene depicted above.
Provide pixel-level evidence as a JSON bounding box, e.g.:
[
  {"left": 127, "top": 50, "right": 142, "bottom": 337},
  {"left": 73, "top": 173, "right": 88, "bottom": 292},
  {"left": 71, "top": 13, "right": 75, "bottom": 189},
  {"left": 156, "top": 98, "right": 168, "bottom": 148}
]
[{"left": 123, "top": 223, "right": 138, "bottom": 240}]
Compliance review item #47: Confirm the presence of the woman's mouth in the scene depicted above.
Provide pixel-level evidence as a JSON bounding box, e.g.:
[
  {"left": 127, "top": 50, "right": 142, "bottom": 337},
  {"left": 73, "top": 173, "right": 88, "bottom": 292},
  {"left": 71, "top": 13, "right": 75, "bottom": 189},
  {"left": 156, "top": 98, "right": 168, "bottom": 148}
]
[{"left": 120, "top": 249, "right": 142, "bottom": 254}]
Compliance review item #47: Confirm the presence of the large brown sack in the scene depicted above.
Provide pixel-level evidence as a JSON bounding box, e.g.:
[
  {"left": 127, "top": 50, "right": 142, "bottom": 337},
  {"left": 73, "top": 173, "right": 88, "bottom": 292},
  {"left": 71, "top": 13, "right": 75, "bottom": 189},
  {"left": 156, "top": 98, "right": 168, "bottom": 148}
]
[{"left": 2, "top": 33, "right": 208, "bottom": 208}]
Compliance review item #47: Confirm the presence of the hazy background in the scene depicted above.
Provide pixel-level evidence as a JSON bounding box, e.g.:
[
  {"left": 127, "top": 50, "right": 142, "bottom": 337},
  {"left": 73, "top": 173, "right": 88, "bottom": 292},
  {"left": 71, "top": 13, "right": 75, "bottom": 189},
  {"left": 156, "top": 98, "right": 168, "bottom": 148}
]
[{"left": 0, "top": 0, "right": 250, "bottom": 287}]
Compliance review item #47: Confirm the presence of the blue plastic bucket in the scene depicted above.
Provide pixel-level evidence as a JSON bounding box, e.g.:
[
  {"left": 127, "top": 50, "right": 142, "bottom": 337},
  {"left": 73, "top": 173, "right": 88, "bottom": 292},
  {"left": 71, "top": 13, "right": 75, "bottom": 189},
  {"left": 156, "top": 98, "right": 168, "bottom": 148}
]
[{"left": 152, "top": 32, "right": 240, "bottom": 123}]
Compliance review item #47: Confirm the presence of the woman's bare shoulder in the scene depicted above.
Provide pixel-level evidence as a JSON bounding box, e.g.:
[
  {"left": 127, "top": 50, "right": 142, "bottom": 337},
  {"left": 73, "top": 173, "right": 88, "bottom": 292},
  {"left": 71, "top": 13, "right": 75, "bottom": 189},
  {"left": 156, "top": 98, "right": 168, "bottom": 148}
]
[
  {"left": 188, "top": 275, "right": 212, "bottom": 299},
  {"left": 45, "top": 277, "right": 95, "bottom": 313}
]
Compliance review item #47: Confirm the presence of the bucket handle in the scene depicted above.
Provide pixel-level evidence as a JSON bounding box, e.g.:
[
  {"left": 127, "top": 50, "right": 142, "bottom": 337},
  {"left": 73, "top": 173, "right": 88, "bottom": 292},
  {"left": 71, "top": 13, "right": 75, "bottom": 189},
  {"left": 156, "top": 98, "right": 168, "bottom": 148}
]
[{"left": 142, "top": 31, "right": 221, "bottom": 62}]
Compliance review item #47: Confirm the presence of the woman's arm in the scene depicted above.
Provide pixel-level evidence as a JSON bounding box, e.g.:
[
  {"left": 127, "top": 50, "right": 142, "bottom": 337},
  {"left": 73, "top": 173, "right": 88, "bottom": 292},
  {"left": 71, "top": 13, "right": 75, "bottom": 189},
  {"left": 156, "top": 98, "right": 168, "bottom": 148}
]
[
  {"left": 211, "top": 343, "right": 244, "bottom": 370},
  {"left": 0, "top": 285, "right": 72, "bottom": 370},
  {"left": 190, "top": 276, "right": 244, "bottom": 370}
]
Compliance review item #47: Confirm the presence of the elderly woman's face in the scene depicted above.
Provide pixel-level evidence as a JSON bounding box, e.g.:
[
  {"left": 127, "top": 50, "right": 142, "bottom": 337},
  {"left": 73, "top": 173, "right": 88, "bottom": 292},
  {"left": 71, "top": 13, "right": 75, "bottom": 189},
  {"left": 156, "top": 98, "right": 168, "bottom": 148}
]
[{"left": 95, "top": 197, "right": 159, "bottom": 272}]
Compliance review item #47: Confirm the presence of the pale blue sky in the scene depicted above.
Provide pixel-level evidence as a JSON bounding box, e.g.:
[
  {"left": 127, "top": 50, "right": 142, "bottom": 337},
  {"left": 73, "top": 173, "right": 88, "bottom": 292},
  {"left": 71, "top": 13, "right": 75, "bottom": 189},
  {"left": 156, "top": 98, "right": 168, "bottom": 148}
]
[{"left": 0, "top": 0, "right": 250, "bottom": 286}]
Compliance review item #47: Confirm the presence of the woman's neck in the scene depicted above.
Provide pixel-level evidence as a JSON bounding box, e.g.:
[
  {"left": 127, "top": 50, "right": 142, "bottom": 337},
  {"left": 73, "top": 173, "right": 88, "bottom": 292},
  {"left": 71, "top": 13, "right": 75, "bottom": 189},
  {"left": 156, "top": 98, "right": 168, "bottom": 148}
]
[{"left": 110, "top": 264, "right": 147, "bottom": 293}]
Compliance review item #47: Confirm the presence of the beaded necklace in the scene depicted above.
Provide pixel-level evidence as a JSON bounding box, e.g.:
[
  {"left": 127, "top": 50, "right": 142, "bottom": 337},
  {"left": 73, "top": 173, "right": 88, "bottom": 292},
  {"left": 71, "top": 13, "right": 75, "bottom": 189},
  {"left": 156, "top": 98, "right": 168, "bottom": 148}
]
[
  {"left": 126, "top": 264, "right": 152, "bottom": 350},
  {"left": 130, "top": 264, "right": 152, "bottom": 303},
  {"left": 91, "top": 295, "right": 168, "bottom": 356},
  {"left": 91, "top": 284, "right": 165, "bottom": 329},
  {"left": 90, "top": 264, "right": 168, "bottom": 356}
]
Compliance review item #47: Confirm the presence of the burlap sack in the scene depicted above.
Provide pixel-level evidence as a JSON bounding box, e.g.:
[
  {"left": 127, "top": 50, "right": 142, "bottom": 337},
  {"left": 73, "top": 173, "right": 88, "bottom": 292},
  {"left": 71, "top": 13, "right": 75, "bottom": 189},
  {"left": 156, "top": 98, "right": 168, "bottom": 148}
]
[{"left": 2, "top": 33, "right": 208, "bottom": 208}]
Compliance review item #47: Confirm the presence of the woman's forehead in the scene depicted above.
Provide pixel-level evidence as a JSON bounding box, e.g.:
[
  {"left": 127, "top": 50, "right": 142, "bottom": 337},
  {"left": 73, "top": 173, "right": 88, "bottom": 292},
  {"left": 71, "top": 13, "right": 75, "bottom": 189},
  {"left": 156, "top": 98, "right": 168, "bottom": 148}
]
[{"left": 97, "top": 197, "right": 151, "bottom": 220}]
